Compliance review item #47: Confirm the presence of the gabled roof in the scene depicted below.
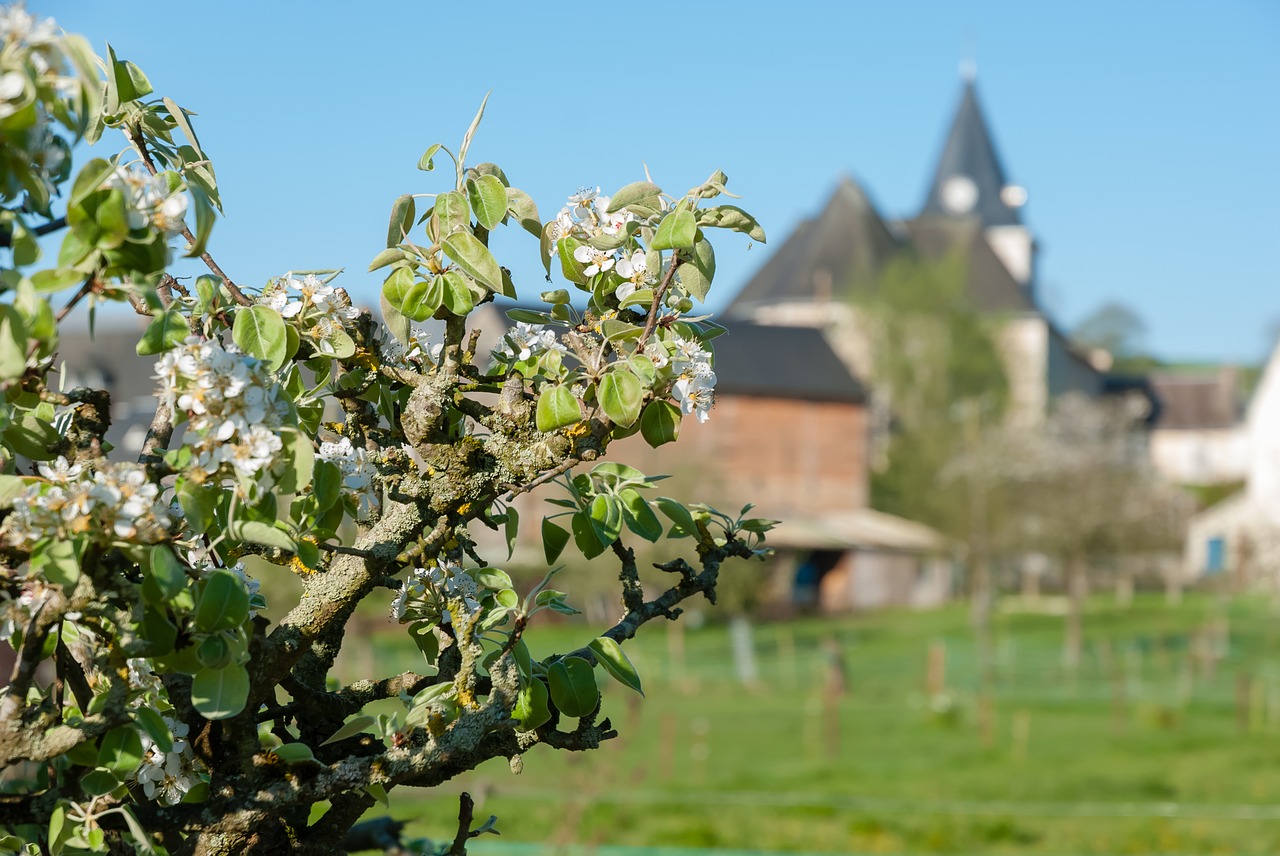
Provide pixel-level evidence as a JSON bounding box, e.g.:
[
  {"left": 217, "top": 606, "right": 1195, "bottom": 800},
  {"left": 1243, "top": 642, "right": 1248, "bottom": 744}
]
[
  {"left": 920, "top": 80, "right": 1022, "bottom": 227},
  {"left": 712, "top": 321, "right": 867, "bottom": 404},
  {"left": 1150, "top": 370, "right": 1242, "bottom": 429},
  {"left": 725, "top": 177, "right": 901, "bottom": 315}
]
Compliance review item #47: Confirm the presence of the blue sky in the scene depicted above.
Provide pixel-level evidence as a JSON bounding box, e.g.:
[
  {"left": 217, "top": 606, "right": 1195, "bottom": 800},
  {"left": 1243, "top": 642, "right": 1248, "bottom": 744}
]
[{"left": 35, "top": 1, "right": 1280, "bottom": 364}]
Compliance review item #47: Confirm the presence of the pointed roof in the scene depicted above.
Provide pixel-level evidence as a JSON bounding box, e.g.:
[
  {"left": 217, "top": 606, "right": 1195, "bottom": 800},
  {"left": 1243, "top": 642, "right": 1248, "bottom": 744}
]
[
  {"left": 725, "top": 177, "right": 902, "bottom": 315},
  {"left": 920, "top": 80, "right": 1022, "bottom": 227}
]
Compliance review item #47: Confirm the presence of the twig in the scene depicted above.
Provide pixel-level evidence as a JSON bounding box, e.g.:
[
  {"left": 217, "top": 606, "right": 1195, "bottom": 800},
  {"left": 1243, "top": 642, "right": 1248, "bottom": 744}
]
[
  {"left": 54, "top": 276, "right": 98, "bottom": 324},
  {"left": 447, "top": 792, "right": 475, "bottom": 856},
  {"left": 636, "top": 250, "right": 683, "bottom": 349},
  {"left": 123, "top": 123, "right": 251, "bottom": 306},
  {"left": 0, "top": 216, "right": 66, "bottom": 248},
  {"left": 500, "top": 456, "right": 580, "bottom": 501}
]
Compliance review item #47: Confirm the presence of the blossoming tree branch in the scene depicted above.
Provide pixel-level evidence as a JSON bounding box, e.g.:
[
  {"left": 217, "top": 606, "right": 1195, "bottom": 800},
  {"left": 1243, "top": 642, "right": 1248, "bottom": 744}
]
[{"left": 0, "top": 7, "right": 773, "bottom": 855}]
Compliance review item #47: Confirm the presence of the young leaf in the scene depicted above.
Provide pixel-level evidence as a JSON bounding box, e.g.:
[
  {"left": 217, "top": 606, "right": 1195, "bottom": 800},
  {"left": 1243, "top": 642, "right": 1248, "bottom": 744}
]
[
  {"left": 656, "top": 497, "right": 699, "bottom": 539},
  {"left": 571, "top": 511, "right": 606, "bottom": 560},
  {"left": 696, "top": 204, "right": 766, "bottom": 243},
  {"left": 442, "top": 232, "right": 503, "bottom": 292},
  {"left": 651, "top": 207, "right": 697, "bottom": 251},
  {"left": 440, "top": 270, "right": 475, "bottom": 316},
  {"left": 546, "top": 656, "right": 599, "bottom": 718},
  {"left": 536, "top": 385, "right": 582, "bottom": 432},
  {"left": 135, "top": 310, "right": 190, "bottom": 356},
  {"left": 597, "top": 370, "right": 644, "bottom": 428},
  {"left": 606, "top": 181, "right": 662, "bottom": 214},
  {"left": 418, "top": 143, "right": 442, "bottom": 172},
  {"left": 588, "top": 636, "right": 644, "bottom": 696},
  {"left": 677, "top": 237, "right": 716, "bottom": 303},
  {"left": 386, "top": 194, "right": 415, "bottom": 247},
  {"left": 619, "top": 487, "right": 663, "bottom": 542},
  {"left": 232, "top": 305, "right": 288, "bottom": 370},
  {"left": 467, "top": 174, "right": 507, "bottom": 230},
  {"left": 506, "top": 187, "right": 541, "bottom": 237}
]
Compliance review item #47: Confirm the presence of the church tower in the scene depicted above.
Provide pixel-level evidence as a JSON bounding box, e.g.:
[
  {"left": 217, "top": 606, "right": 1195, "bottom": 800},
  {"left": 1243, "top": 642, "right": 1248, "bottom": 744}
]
[{"left": 920, "top": 74, "right": 1036, "bottom": 297}]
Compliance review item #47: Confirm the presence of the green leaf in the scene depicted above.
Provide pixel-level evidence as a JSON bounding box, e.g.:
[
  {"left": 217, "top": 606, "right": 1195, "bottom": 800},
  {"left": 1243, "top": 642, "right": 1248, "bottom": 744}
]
[
  {"left": 588, "top": 494, "right": 623, "bottom": 546},
  {"left": 311, "top": 461, "right": 342, "bottom": 512},
  {"left": 696, "top": 204, "right": 766, "bottom": 243},
  {"left": 440, "top": 270, "right": 475, "bottom": 316},
  {"left": 30, "top": 268, "right": 84, "bottom": 294},
  {"left": 7, "top": 414, "right": 59, "bottom": 460},
  {"left": 33, "top": 539, "right": 79, "bottom": 589},
  {"left": 0, "top": 305, "right": 28, "bottom": 380},
  {"left": 232, "top": 305, "right": 288, "bottom": 371},
  {"left": 557, "top": 236, "right": 588, "bottom": 285},
  {"left": 678, "top": 238, "right": 716, "bottom": 302},
  {"left": 140, "top": 607, "right": 177, "bottom": 657},
  {"left": 505, "top": 187, "right": 541, "bottom": 237},
  {"left": 536, "top": 385, "right": 582, "bottom": 432},
  {"left": 400, "top": 276, "right": 443, "bottom": 322},
  {"left": 177, "top": 476, "right": 217, "bottom": 535},
  {"left": 502, "top": 505, "right": 519, "bottom": 559},
  {"left": 512, "top": 677, "right": 551, "bottom": 732},
  {"left": 99, "top": 726, "right": 143, "bottom": 776},
  {"left": 442, "top": 231, "right": 503, "bottom": 292},
  {"left": 656, "top": 497, "right": 699, "bottom": 539},
  {"left": 435, "top": 190, "right": 470, "bottom": 237},
  {"left": 0, "top": 474, "right": 29, "bottom": 509},
  {"left": 619, "top": 487, "right": 663, "bottom": 542},
  {"left": 163, "top": 97, "right": 203, "bottom": 157},
  {"left": 589, "top": 636, "right": 644, "bottom": 696},
  {"left": 367, "top": 247, "right": 407, "bottom": 272},
  {"left": 570, "top": 511, "right": 606, "bottom": 560},
  {"left": 130, "top": 707, "right": 174, "bottom": 754},
  {"left": 191, "top": 664, "right": 250, "bottom": 720},
  {"left": 380, "top": 288, "right": 410, "bottom": 346},
  {"left": 146, "top": 544, "right": 187, "bottom": 601},
  {"left": 321, "top": 714, "right": 376, "bottom": 747},
  {"left": 80, "top": 768, "right": 120, "bottom": 797},
  {"left": 640, "top": 400, "right": 681, "bottom": 447},
  {"left": 136, "top": 309, "right": 190, "bottom": 356},
  {"left": 547, "top": 656, "right": 599, "bottom": 718},
  {"left": 197, "top": 635, "right": 233, "bottom": 670},
  {"left": 229, "top": 520, "right": 297, "bottom": 552},
  {"left": 607, "top": 181, "right": 663, "bottom": 214},
  {"left": 597, "top": 370, "right": 644, "bottom": 428},
  {"left": 651, "top": 207, "right": 697, "bottom": 251},
  {"left": 386, "top": 194, "right": 415, "bottom": 247},
  {"left": 417, "top": 143, "right": 443, "bottom": 172},
  {"left": 467, "top": 174, "right": 507, "bottom": 230},
  {"left": 194, "top": 569, "right": 250, "bottom": 633},
  {"left": 272, "top": 743, "right": 316, "bottom": 765},
  {"left": 382, "top": 265, "right": 414, "bottom": 312},
  {"left": 541, "top": 517, "right": 570, "bottom": 564},
  {"left": 277, "top": 428, "right": 315, "bottom": 494}
]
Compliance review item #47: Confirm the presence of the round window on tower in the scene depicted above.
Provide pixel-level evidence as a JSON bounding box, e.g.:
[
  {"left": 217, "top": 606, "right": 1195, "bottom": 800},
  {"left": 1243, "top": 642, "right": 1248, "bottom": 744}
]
[{"left": 941, "top": 174, "right": 978, "bottom": 214}]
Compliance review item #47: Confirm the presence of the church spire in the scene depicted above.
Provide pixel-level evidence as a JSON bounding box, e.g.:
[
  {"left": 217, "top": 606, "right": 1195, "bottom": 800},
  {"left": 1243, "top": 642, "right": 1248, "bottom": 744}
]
[{"left": 920, "top": 78, "right": 1025, "bottom": 227}]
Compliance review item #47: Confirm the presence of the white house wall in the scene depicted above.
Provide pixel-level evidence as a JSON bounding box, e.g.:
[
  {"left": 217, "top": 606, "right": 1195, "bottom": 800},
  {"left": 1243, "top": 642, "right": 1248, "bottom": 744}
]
[{"left": 1150, "top": 427, "right": 1249, "bottom": 486}]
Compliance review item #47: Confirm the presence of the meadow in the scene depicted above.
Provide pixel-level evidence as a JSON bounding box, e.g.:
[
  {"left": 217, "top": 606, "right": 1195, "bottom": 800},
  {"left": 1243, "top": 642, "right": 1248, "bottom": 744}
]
[{"left": 332, "top": 591, "right": 1280, "bottom": 855}]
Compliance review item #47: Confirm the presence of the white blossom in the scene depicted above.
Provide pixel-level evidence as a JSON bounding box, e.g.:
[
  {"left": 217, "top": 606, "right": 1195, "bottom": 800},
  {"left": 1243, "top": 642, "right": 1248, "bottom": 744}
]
[
  {"left": 318, "top": 437, "right": 381, "bottom": 521},
  {"left": 132, "top": 716, "right": 204, "bottom": 806},
  {"left": 492, "top": 322, "right": 564, "bottom": 363},
  {"left": 0, "top": 461, "right": 171, "bottom": 546},
  {"left": 392, "top": 559, "right": 481, "bottom": 625}
]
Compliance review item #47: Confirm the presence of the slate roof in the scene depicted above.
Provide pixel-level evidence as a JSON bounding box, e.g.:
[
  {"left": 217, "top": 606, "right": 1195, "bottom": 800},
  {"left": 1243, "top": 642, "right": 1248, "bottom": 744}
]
[
  {"left": 725, "top": 178, "right": 901, "bottom": 316},
  {"left": 1149, "top": 371, "right": 1242, "bottom": 429},
  {"left": 920, "top": 80, "right": 1023, "bottom": 227},
  {"left": 712, "top": 321, "right": 867, "bottom": 404},
  {"left": 903, "top": 217, "right": 1035, "bottom": 313},
  {"left": 50, "top": 321, "right": 161, "bottom": 457}
]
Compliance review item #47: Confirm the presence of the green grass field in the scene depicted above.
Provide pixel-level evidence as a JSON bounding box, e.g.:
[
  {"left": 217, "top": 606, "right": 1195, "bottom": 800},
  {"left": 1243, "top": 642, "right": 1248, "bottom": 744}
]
[{"left": 333, "top": 593, "right": 1280, "bottom": 854}]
